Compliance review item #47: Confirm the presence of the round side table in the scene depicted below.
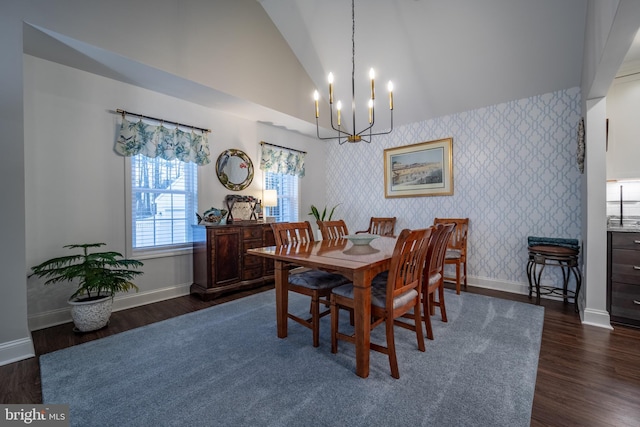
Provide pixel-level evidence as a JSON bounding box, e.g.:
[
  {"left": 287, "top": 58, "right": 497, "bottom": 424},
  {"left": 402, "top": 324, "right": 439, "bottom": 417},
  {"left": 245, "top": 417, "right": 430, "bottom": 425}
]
[{"left": 526, "top": 245, "right": 581, "bottom": 312}]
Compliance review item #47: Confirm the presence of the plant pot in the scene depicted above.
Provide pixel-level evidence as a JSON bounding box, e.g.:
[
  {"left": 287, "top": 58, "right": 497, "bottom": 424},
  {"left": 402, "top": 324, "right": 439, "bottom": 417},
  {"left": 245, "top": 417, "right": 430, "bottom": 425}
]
[{"left": 68, "top": 295, "right": 114, "bottom": 332}]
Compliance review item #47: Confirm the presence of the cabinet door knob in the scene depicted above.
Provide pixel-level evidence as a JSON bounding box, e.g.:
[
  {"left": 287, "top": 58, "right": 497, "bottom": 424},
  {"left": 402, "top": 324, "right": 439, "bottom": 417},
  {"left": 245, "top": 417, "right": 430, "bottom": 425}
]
[
  {"left": 634, "top": 266, "right": 640, "bottom": 270},
  {"left": 634, "top": 300, "right": 640, "bottom": 305},
  {"left": 635, "top": 240, "right": 640, "bottom": 244}
]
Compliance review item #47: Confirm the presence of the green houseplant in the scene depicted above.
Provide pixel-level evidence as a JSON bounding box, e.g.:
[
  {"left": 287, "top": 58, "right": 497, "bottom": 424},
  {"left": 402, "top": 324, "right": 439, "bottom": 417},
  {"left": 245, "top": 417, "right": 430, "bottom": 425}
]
[
  {"left": 308, "top": 204, "right": 340, "bottom": 221},
  {"left": 29, "top": 243, "right": 144, "bottom": 332}
]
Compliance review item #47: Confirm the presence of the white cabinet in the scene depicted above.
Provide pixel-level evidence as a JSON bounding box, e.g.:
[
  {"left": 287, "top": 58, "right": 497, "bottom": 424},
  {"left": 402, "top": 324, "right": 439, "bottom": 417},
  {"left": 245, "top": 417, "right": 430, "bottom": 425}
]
[{"left": 606, "top": 73, "right": 640, "bottom": 180}]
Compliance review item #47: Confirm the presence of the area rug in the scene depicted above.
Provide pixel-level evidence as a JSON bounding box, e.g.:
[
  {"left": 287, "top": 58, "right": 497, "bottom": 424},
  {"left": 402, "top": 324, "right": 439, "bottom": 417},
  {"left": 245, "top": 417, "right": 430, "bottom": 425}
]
[{"left": 40, "top": 288, "right": 544, "bottom": 426}]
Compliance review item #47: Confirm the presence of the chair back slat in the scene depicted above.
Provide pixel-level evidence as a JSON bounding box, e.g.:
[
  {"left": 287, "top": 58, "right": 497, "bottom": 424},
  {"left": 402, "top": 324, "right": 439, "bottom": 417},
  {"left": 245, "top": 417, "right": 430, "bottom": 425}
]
[
  {"left": 423, "top": 223, "right": 455, "bottom": 286},
  {"left": 271, "top": 221, "right": 315, "bottom": 246},
  {"left": 434, "top": 218, "right": 468, "bottom": 254},
  {"left": 317, "top": 220, "right": 349, "bottom": 240},
  {"left": 357, "top": 217, "right": 397, "bottom": 237},
  {"left": 387, "top": 228, "right": 432, "bottom": 303}
]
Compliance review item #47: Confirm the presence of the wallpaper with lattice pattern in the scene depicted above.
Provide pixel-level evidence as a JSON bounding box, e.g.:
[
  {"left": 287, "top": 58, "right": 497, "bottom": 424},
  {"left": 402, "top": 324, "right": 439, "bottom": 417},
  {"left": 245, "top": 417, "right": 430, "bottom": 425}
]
[{"left": 325, "top": 87, "right": 582, "bottom": 288}]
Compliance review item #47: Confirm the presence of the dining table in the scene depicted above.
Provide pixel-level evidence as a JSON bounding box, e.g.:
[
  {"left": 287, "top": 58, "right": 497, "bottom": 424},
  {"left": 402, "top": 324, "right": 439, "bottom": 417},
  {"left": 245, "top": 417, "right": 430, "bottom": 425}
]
[{"left": 247, "top": 235, "right": 397, "bottom": 378}]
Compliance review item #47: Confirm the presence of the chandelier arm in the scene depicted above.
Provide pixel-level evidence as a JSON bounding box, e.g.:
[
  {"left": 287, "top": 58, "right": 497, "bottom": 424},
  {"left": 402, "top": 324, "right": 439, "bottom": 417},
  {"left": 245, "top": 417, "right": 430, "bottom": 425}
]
[
  {"left": 356, "top": 104, "right": 375, "bottom": 136},
  {"left": 316, "top": 118, "right": 348, "bottom": 141},
  {"left": 356, "top": 111, "right": 394, "bottom": 137}
]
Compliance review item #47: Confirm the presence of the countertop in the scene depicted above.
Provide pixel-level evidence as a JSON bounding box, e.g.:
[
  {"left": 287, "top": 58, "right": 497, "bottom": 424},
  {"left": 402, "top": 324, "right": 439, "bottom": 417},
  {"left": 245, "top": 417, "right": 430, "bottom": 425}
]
[
  {"left": 607, "top": 217, "right": 640, "bottom": 232},
  {"left": 607, "top": 224, "right": 640, "bottom": 232},
  {"left": 607, "top": 225, "right": 640, "bottom": 233}
]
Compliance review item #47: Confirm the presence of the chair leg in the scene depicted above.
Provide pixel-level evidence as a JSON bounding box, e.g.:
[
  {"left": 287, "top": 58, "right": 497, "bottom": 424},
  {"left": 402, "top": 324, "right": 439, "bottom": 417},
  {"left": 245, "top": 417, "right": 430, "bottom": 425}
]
[
  {"left": 330, "top": 295, "right": 339, "bottom": 354},
  {"left": 455, "top": 262, "right": 461, "bottom": 294},
  {"left": 463, "top": 260, "right": 468, "bottom": 289},
  {"left": 413, "top": 301, "right": 425, "bottom": 352},
  {"left": 311, "top": 294, "right": 320, "bottom": 347},
  {"left": 423, "top": 294, "right": 434, "bottom": 340},
  {"left": 438, "top": 284, "right": 448, "bottom": 323},
  {"left": 385, "top": 316, "right": 399, "bottom": 379},
  {"left": 429, "top": 293, "right": 435, "bottom": 316}
]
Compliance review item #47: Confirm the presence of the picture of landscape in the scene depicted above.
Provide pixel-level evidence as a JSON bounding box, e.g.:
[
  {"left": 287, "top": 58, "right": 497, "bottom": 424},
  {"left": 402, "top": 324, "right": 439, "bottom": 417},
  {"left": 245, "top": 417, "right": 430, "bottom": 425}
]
[
  {"left": 384, "top": 138, "right": 453, "bottom": 198},
  {"left": 390, "top": 147, "right": 444, "bottom": 189}
]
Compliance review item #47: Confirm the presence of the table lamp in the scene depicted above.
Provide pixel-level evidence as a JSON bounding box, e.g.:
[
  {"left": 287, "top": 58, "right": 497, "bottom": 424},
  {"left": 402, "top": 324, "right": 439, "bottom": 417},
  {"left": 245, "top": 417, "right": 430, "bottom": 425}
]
[{"left": 263, "top": 189, "right": 278, "bottom": 223}]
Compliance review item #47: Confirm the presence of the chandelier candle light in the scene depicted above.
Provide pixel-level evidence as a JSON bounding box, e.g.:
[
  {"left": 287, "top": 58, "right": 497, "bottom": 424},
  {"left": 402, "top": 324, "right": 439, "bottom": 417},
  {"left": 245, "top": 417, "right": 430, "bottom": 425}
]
[{"left": 313, "top": 0, "right": 394, "bottom": 144}]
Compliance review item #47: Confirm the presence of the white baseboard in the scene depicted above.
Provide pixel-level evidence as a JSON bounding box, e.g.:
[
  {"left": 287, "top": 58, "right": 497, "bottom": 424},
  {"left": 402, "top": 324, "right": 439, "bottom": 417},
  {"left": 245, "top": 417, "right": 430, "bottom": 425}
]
[
  {"left": 471, "top": 276, "right": 614, "bottom": 330},
  {"left": 0, "top": 337, "right": 35, "bottom": 367},
  {"left": 467, "top": 275, "right": 530, "bottom": 295},
  {"left": 28, "top": 282, "right": 193, "bottom": 331},
  {"left": 582, "top": 308, "right": 613, "bottom": 330}
]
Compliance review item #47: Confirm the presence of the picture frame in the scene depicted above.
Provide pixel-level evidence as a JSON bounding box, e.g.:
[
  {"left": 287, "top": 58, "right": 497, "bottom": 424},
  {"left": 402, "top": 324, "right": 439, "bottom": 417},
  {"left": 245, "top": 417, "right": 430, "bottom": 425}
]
[{"left": 383, "top": 137, "right": 453, "bottom": 198}]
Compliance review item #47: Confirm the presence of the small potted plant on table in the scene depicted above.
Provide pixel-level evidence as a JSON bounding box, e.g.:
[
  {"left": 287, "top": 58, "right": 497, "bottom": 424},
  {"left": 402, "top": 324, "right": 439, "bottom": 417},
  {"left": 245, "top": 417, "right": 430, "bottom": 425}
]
[{"left": 29, "top": 243, "right": 144, "bottom": 332}]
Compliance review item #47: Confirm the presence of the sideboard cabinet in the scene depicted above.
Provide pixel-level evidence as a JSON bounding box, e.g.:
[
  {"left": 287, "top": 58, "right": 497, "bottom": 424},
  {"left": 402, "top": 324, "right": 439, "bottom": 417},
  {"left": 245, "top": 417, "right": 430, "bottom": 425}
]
[
  {"left": 607, "top": 231, "right": 640, "bottom": 327},
  {"left": 191, "top": 223, "right": 275, "bottom": 300}
]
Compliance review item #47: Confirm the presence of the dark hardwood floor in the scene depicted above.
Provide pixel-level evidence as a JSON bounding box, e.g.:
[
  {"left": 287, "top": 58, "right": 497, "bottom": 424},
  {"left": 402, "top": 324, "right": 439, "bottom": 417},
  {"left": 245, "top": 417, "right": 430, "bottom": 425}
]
[{"left": 1, "top": 283, "right": 639, "bottom": 426}]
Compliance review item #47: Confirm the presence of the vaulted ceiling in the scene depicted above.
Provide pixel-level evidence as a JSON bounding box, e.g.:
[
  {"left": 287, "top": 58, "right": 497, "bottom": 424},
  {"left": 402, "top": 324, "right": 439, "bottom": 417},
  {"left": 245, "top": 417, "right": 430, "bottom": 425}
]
[
  {"left": 21, "top": 1, "right": 640, "bottom": 138},
  {"left": 258, "top": 0, "right": 589, "bottom": 130}
]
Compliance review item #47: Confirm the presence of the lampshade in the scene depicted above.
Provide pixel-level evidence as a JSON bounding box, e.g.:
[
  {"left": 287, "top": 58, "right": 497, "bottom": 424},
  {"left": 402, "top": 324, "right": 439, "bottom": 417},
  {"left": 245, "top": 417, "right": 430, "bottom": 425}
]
[{"left": 263, "top": 189, "right": 278, "bottom": 207}]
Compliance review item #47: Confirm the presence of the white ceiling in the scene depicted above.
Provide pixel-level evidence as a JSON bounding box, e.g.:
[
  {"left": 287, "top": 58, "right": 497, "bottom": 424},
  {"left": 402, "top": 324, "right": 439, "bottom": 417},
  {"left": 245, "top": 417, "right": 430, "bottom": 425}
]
[
  {"left": 258, "top": 0, "right": 589, "bottom": 130},
  {"left": 21, "top": 1, "right": 640, "bottom": 137}
]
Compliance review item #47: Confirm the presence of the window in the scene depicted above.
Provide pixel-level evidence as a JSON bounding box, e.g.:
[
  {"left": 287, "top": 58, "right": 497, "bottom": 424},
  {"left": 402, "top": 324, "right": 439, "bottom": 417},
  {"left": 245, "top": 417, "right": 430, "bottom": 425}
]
[
  {"left": 128, "top": 154, "right": 197, "bottom": 254},
  {"left": 265, "top": 171, "right": 299, "bottom": 222}
]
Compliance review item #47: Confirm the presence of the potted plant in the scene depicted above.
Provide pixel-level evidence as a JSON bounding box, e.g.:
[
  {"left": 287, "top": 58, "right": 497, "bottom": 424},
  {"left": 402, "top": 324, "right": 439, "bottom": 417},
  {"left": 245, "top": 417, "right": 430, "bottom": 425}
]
[
  {"left": 308, "top": 204, "right": 340, "bottom": 222},
  {"left": 309, "top": 204, "right": 340, "bottom": 240},
  {"left": 29, "top": 243, "right": 144, "bottom": 332}
]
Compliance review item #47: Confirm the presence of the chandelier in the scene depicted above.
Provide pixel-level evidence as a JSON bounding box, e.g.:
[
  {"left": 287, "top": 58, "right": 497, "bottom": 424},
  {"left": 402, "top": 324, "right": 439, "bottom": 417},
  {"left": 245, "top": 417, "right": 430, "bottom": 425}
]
[{"left": 313, "top": 0, "right": 394, "bottom": 144}]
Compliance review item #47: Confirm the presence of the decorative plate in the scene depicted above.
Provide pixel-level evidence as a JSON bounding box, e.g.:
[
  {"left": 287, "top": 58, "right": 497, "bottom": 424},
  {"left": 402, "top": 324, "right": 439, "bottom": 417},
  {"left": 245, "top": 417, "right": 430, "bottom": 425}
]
[
  {"left": 216, "top": 149, "right": 254, "bottom": 191},
  {"left": 344, "top": 234, "right": 379, "bottom": 246}
]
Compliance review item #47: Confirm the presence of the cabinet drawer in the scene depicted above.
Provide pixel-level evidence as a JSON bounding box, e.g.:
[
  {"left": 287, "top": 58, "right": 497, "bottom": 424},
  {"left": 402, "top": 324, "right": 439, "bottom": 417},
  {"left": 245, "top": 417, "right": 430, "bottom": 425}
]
[
  {"left": 243, "top": 227, "right": 263, "bottom": 240},
  {"left": 611, "top": 248, "right": 640, "bottom": 284},
  {"left": 611, "top": 232, "right": 640, "bottom": 250},
  {"left": 243, "top": 266, "right": 263, "bottom": 281},
  {"left": 244, "top": 253, "right": 263, "bottom": 268},
  {"left": 610, "top": 282, "right": 640, "bottom": 321}
]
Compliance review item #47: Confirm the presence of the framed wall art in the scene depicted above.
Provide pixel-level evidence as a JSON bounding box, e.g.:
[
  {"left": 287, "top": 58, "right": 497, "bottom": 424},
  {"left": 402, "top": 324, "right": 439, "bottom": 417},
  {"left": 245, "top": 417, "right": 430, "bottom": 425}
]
[{"left": 383, "top": 137, "right": 453, "bottom": 198}]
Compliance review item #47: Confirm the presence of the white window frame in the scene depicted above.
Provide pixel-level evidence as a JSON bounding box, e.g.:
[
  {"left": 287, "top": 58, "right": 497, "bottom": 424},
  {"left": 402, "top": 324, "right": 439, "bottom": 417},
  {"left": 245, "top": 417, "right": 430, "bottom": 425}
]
[
  {"left": 124, "top": 156, "right": 198, "bottom": 259},
  {"left": 264, "top": 171, "right": 299, "bottom": 222}
]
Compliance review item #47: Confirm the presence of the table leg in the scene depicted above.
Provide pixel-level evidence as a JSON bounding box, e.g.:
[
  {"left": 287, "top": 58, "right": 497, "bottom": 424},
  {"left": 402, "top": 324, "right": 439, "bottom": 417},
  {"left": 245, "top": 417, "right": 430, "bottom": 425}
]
[
  {"left": 352, "top": 270, "right": 372, "bottom": 378},
  {"left": 274, "top": 261, "right": 289, "bottom": 339}
]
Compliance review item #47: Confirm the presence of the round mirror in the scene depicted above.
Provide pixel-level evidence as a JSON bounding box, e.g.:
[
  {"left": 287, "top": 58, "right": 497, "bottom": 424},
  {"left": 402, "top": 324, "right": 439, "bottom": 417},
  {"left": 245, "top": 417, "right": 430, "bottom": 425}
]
[{"left": 216, "top": 149, "right": 254, "bottom": 191}]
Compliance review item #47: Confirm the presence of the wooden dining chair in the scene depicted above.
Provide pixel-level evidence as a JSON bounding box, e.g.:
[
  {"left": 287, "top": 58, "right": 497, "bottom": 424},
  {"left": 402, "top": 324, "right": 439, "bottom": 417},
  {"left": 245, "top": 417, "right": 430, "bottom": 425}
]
[
  {"left": 270, "top": 221, "right": 350, "bottom": 347},
  {"left": 317, "top": 219, "right": 349, "bottom": 240},
  {"left": 421, "top": 222, "right": 455, "bottom": 340},
  {"left": 330, "top": 228, "right": 432, "bottom": 379},
  {"left": 433, "top": 217, "right": 469, "bottom": 294},
  {"left": 355, "top": 217, "right": 396, "bottom": 237}
]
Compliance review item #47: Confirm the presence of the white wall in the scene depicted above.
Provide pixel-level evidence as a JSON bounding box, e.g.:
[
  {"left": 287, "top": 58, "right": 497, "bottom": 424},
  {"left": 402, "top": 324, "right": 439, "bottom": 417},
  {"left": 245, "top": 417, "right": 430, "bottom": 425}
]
[
  {"left": 24, "top": 55, "right": 325, "bottom": 330},
  {"left": 0, "top": 2, "right": 35, "bottom": 365},
  {"left": 2, "top": 0, "right": 321, "bottom": 366}
]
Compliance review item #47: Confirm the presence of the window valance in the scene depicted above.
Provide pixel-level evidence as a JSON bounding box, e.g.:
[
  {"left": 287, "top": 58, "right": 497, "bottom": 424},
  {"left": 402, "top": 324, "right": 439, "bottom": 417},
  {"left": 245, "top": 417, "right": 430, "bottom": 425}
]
[
  {"left": 259, "top": 142, "right": 305, "bottom": 177},
  {"left": 116, "top": 117, "right": 211, "bottom": 166}
]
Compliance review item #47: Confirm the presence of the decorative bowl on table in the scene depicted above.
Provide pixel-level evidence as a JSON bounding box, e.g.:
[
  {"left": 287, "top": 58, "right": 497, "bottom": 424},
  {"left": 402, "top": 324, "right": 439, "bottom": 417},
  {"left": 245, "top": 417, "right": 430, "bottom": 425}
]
[
  {"left": 343, "top": 245, "right": 380, "bottom": 255},
  {"left": 344, "top": 234, "right": 379, "bottom": 246}
]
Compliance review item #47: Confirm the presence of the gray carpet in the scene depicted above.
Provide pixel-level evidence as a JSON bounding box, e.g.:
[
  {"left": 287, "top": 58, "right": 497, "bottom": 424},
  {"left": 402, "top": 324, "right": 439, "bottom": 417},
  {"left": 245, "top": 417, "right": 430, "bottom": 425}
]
[{"left": 40, "top": 288, "right": 544, "bottom": 427}]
